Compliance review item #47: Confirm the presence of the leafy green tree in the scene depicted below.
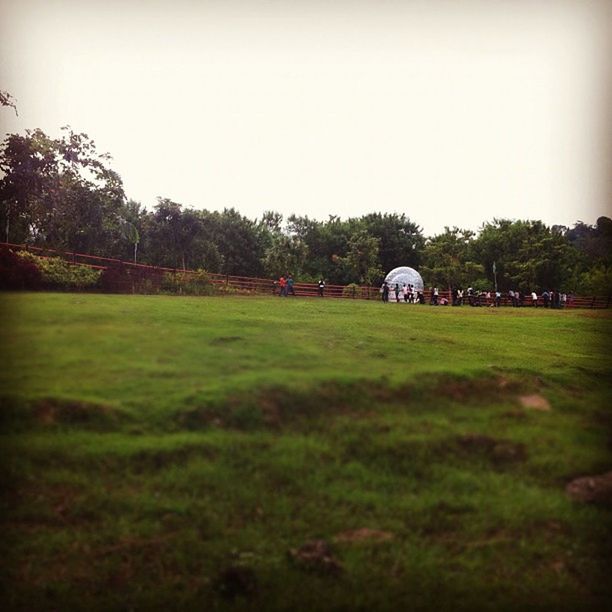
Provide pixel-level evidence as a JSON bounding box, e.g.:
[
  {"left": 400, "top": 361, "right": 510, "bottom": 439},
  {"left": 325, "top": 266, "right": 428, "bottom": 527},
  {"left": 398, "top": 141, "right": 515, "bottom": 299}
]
[
  {"left": 0, "top": 127, "right": 125, "bottom": 252},
  {"left": 258, "top": 210, "right": 284, "bottom": 234},
  {"left": 471, "top": 219, "right": 579, "bottom": 292},
  {"left": 262, "top": 233, "right": 309, "bottom": 278},
  {"left": 146, "top": 199, "right": 222, "bottom": 271},
  {"left": 421, "top": 227, "right": 484, "bottom": 289},
  {"left": 116, "top": 199, "right": 145, "bottom": 263},
  {"left": 286, "top": 214, "right": 356, "bottom": 283},
  {"left": 334, "top": 229, "right": 382, "bottom": 285},
  {"left": 206, "top": 208, "right": 265, "bottom": 277},
  {"left": 577, "top": 265, "right": 612, "bottom": 296},
  {"left": 360, "top": 212, "right": 424, "bottom": 273},
  {"left": 567, "top": 217, "right": 612, "bottom": 266}
]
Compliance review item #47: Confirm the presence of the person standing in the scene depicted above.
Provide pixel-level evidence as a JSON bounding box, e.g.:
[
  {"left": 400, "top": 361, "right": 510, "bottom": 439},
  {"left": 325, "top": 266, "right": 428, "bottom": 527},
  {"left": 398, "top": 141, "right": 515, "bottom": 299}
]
[
  {"left": 403, "top": 283, "right": 409, "bottom": 303},
  {"left": 395, "top": 283, "right": 401, "bottom": 303},
  {"left": 318, "top": 278, "right": 325, "bottom": 297},
  {"left": 287, "top": 274, "right": 296, "bottom": 296},
  {"left": 279, "top": 275, "right": 287, "bottom": 297},
  {"left": 531, "top": 291, "right": 538, "bottom": 307}
]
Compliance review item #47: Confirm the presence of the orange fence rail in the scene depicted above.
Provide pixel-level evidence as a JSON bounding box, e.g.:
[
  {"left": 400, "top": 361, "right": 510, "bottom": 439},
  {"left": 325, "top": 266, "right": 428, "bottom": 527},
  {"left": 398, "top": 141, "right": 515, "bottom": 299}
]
[{"left": 2, "top": 242, "right": 610, "bottom": 308}]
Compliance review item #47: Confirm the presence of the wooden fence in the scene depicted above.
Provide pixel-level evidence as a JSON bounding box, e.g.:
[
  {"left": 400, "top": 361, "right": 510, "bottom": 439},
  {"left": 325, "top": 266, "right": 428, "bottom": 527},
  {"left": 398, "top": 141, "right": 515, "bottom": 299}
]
[{"left": 2, "top": 242, "right": 610, "bottom": 309}]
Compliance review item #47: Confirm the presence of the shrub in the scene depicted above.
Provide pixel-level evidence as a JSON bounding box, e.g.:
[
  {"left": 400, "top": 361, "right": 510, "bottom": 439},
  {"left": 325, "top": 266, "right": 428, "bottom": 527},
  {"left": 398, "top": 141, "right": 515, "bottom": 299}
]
[
  {"left": 18, "top": 251, "right": 101, "bottom": 290},
  {"left": 342, "top": 283, "right": 364, "bottom": 299},
  {"left": 160, "top": 270, "right": 215, "bottom": 296},
  {"left": 0, "top": 248, "right": 42, "bottom": 290}
]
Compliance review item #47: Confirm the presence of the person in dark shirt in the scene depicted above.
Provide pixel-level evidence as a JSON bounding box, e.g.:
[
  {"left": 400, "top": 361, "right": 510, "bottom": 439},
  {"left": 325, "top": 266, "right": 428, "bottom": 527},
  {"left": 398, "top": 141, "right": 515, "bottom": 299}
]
[
  {"left": 287, "top": 274, "right": 296, "bottom": 296},
  {"left": 318, "top": 278, "right": 325, "bottom": 297},
  {"left": 381, "top": 282, "right": 389, "bottom": 302}
]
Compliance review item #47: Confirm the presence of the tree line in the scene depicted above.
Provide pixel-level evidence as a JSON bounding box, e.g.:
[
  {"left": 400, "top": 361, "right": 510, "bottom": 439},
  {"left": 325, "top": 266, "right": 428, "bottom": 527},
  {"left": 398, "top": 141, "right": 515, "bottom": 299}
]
[{"left": 1, "top": 123, "right": 610, "bottom": 294}]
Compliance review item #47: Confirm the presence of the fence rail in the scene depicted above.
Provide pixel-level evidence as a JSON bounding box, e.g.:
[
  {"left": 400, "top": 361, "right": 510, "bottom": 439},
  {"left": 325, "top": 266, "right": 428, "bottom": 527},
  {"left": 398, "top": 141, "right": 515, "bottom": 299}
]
[{"left": 3, "top": 242, "right": 610, "bottom": 308}]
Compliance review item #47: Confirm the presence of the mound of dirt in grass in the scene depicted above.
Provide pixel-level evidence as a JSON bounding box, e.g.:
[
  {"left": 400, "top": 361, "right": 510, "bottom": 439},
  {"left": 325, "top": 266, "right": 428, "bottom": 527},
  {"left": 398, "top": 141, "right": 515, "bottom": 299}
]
[
  {"left": 289, "top": 540, "right": 343, "bottom": 575},
  {"left": 176, "top": 372, "right": 538, "bottom": 432},
  {"left": 423, "top": 373, "right": 525, "bottom": 402},
  {"left": 566, "top": 471, "right": 612, "bottom": 506},
  {"left": 519, "top": 394, "right": 551, "bottom": 411},
  {"left": 333, "top": 528, "right": 394, "bottom": 544},
  {"left": 33, "top": 397, "right": 121, "bottom": 429},
  {"left": 177, "top": 380, "right": 379, "bottom": 430},
  {"left": 454, "top": 434, "right": 527, "bottom": 465}
]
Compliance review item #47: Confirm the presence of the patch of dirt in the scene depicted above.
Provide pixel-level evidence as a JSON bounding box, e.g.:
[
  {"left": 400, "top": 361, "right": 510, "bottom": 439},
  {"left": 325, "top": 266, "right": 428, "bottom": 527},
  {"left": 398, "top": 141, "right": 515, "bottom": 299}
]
[
  {"left": 497, "top": 376, "right": 510, "bottom": 389},
  {"left": 519, "top": 394, "right": 551, "bottom": 411},
  {"left": 455, "top": 434, "right": 497, "bottom": 452},
  {"left": 566, "top": 471, "right": 612, "bottom": 506},
  {"left": 33, "top": 397, "right": 118, "bottom": 428},
  {"left": 288, "top": 539, "right": 343, "bottom": 575},
  {"left": 425, "top": 374, "right": 526, "bottom": 403},
  {"left": 333, "top": 528, "right": 394, "bottom": 544},
  {"left": 454, "top": 434, "right": 527, "bottom": 465},
  {"left": 176, "top": 373, "right": 545, "bottom": 432}
]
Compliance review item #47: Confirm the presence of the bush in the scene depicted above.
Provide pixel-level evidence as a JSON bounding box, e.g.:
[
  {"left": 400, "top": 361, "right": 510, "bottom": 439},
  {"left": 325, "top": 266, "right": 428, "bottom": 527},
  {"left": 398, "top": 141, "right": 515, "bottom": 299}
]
[
  {"left": 18, "top": 251, "right": 101, "bottom": 289},
  {"left": 342, "top": 283, "right": 364, "bottom": 299},
  {"left": 160, "top": 270, "right": 215, "bottom": 296},
  {"left": 0, "top": 248, "right": 42, "bottom": 290}
]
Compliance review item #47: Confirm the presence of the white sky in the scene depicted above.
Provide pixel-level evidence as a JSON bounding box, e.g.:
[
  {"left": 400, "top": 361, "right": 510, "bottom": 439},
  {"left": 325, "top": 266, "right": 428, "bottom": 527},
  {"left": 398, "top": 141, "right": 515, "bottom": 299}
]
[{"left": 1, "top": 0, "right": 610, "bottom": 235}]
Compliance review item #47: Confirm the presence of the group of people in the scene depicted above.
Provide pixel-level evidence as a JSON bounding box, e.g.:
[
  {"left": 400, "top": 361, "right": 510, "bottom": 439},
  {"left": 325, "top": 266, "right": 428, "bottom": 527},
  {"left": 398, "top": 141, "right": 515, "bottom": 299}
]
[
  {"left": 454, "top": 287, "right": 570, "bottom": 308},
  {"left": 381, "top": 283, "right": 571, "bottom": 308},
  {"left": 380, "top": 282, "right": 426, "bottom": 304},
  {"left": 276, "top": 275, "right": 326, "bottom": 297},
  {"left": 519, "top": 289, "right": 569, "bottom": 308},
  {"left": 275, "top": 276, "right": 570, "bottom": 306},
  {"left": 276, "top": 274, "right": 296, "bottom": 296}
]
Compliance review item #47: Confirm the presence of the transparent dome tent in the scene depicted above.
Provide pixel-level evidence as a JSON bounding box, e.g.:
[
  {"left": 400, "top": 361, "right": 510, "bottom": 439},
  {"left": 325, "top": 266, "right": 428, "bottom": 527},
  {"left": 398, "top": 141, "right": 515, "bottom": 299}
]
[{"left": 384, "top": 266, "right": 424, "bottom": 292}]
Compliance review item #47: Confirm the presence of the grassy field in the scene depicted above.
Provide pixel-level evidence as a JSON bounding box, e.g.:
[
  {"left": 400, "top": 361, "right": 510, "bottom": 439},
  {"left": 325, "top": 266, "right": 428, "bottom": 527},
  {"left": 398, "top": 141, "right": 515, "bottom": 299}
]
[{"left": 1, "top": 293, "right": 611, "bottom": 611}]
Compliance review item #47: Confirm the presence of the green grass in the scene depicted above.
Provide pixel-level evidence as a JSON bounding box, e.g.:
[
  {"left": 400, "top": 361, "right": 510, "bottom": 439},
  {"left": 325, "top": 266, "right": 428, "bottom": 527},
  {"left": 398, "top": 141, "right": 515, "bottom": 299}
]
[{"left": 1, "top": 293, "right": 611, "bottom": 610}]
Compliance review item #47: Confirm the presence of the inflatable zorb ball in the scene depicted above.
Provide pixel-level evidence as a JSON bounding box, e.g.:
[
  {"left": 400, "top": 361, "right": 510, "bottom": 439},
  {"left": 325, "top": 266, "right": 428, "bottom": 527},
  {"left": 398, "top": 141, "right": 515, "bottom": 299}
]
[{"left": 384, "top": 266, "right": 424, "bottom": 292}]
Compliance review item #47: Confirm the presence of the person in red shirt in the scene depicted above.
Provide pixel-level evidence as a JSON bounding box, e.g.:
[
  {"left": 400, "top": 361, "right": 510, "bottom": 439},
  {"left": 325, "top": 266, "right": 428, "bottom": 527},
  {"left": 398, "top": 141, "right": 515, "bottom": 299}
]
[{"left": 279, "top": 276, "right": 287, "bottom": 297}]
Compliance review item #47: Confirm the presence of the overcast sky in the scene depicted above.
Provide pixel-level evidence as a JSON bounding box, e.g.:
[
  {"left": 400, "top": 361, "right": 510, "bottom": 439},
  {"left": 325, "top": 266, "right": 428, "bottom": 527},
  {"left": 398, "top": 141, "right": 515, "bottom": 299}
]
[{"left": 1, "top": 0, "right": 610, "bottom": 235}]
